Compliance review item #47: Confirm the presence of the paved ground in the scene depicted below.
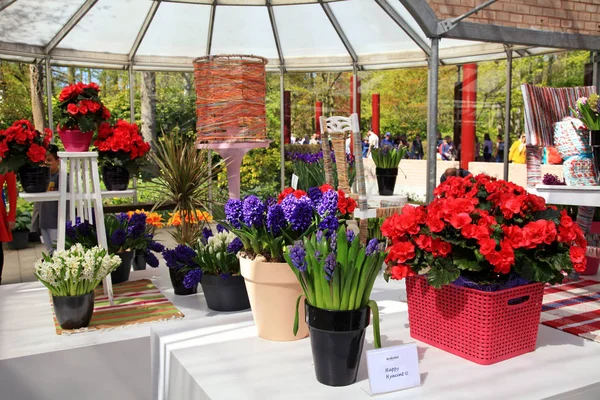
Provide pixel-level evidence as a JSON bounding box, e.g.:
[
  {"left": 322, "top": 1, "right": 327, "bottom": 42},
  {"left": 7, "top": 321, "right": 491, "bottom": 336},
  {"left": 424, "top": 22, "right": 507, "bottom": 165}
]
[{"left": 1, "top": 230, "right": 177, "bottom": 285}]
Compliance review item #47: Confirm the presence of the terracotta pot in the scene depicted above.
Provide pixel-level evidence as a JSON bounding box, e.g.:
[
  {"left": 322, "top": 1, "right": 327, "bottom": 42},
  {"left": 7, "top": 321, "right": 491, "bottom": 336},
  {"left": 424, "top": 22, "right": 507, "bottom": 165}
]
[
  {"left": 58, "top": 128, "right": 93, "bottom": 152},
  {"left": 240, "top": 256, "right": 309, "bottom": 341}
]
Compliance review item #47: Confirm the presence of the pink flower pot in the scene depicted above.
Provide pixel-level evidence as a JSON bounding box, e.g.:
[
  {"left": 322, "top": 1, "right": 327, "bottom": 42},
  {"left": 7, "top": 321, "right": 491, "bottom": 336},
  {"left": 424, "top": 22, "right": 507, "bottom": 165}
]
[
  {"left": 58, "top": 129, "right": 93, "bottom": 152},
  {"left": 582, "top": 256, "right": 600, "bottom": 276}
]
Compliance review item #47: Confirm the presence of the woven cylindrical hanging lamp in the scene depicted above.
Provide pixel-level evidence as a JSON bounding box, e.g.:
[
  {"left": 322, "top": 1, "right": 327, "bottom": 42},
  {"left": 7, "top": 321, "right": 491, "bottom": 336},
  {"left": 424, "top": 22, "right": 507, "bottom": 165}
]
[{"left": 193, "top": 55, "right": 268, "bottom": 142}]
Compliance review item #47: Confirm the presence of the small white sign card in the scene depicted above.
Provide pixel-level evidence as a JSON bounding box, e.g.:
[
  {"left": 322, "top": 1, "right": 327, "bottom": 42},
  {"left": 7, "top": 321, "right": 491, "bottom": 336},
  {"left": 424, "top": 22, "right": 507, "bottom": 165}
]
[
  {"left": 365, "top": 342, "right": 421, "bottom": 395},
  {"left": 291, "top": 174, "right": 299, "bottom": 190}
]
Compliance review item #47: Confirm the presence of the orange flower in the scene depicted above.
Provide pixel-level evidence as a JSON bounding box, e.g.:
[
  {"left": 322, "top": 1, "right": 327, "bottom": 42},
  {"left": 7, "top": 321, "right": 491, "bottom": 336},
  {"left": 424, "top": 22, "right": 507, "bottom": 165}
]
[
  {"left": 167, "top": 210, "right": 212, "bottom": 226},
  {"left": 146, "top": 212, "right": 164, "bottom": 228}
]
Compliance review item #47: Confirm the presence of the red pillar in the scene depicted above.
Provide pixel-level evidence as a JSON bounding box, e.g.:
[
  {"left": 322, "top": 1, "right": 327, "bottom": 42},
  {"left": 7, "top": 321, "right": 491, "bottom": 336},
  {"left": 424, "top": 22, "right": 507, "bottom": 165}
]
[
  {"left": 461, "top": 64, "right": 477, "bottom": 170},
  {"left": 283, "top": 90, "right": 291, "bottom": 144},
  {"left": 372, "top": 94, "right": 380, "bottom": 136},
  {"left": 315, "top": 101, "right": 323, "bottom": 138}
]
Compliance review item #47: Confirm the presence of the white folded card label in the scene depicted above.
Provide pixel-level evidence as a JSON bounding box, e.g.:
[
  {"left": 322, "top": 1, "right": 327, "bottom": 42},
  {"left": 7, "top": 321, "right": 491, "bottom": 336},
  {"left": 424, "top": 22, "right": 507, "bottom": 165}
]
[
  {"left": 291, "top": 174, "right": 299, "bottom": 190},
  {"left": 365, "top": 342, "right": 420, "bottom": 394}
]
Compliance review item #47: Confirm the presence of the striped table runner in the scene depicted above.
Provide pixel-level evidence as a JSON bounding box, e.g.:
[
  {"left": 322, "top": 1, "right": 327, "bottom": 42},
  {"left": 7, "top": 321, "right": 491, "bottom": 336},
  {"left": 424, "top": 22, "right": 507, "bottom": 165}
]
[
  {"left": 53, "top": 279, "right": 184, "bottom": 335},
  {"left": 541, "top": 279, "right": 600, "bottom": 343}
]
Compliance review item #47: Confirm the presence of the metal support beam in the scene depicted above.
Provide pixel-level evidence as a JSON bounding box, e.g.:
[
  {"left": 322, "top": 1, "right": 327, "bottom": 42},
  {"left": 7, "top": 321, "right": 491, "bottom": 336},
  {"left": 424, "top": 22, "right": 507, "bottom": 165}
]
[
  {"left": 503, "top": 46, "right": 513, "bottom": 181},
  {"left": 352, "top": 64, "right": 358, "bottom": 113},
  {"left": 426, "top": 37, "right": 439, "bottom": 204},
  {"left": 45, "top": 57, "right": 54, "bottom": 131},
  {"left": 0, "top": 0, "right": 16, "bottom": 13},
  {"left": 45, "top": 0, "right": 98, "bottom": 54},
  {"left": 320, "top": 1, "right": 358, "bottom": 64},
  {"left": 266, "top": 0, "right": 285, "bottom": 69},
  {"left": 279, "top": 68, "right": 285, "bottom": 190},
  {"left": 437, "top": 0, "right": 497, "bottom": 35},
  {"left": 129, "top": 0, "right": 161, "bottom": 61},
  {"left": 129, "top": 64, "right": 137, "bottom": 203},
  {"left": 375, "top": 0, "right": 431, "bottom": 57},
  {"left": 206, "top": 0, "right": 217, "bottom": 55},
  {"left": 593, "top": 51, "right": 600, "bottom": 93}
]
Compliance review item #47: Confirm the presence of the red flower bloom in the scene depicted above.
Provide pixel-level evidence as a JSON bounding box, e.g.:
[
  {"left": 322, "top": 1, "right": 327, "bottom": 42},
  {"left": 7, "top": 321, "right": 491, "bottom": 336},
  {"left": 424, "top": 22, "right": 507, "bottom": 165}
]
[
  {"left": 569, "top": 246, "right": 586, "bottom": 265},
  {"left": 27, "top": 143, "right": 47, "bottom": 163},
  {"left": 386, "top": 241, "right": 415, "bottom": 264},
  {"left": 292, "top": 190, "right": 306, "bottom": 199},
  {"left": 414, "top": 234, "right": 432, "bottom": 251},
  {"left": 67, "top": 103, "right": 79, "bottom": 115},
  {"left": 278, "top": 188, "right": 294, "bottom": 204},
  {"left": 390, "top": 264, "right": 416, "bottom": 280},
  {"left": 319, "top": 184, "right": 334, "bottom": 193},
  {"left": 478, "top": 238, "right": 497, "bottom": 256},
  {"left": 449, "top": 213, "right": 472, "bottom": 230},
  {"left": 0, "top": 141, "right": 8, "bottom": 158}
]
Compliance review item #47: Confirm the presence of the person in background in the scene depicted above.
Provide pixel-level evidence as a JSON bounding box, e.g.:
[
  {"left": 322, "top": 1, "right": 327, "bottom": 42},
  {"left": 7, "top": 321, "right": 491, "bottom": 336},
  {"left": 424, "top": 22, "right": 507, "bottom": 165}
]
[
  {"left": 411, "top": 134, "right": 424, "bottom": 159},
  {"left": 381, "top": 132, "right": 393, "bottom": 147},
  {"left": 494, "top": 134, "right": 505, "bottom": 163},
  {"left": 39, "top": 145, "right": 60, "bottom": 254},
  {"left": 362, "top": 136, "right": 369, "bottom": 158},
  {"left": 438, "top": 136, "right": 452, "bottom": 161},
  {"left": 367, "top": 130, "right": 379, "bottom": 157},
  {"left": 482, "top": 134, "right": 493, "bottom": 162},
  {"left": 509, "top": 133, "right": 527, "bottom": 164},
  {"left": 0, "top": 172, "right": 17, "bottom": 284},
  {"left": 309, "top": 134, "right": 319, "bottom": 145},
  {"left": 345, "top": 133, "right": 351, "bottom": 154},
  {"left": 440, "top": 167, "right": 471, "bottom": 184}
]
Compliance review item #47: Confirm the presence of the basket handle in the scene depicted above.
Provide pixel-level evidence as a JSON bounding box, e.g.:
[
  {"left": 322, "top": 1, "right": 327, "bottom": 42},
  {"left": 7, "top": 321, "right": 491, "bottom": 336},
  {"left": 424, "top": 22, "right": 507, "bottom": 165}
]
[{"left": 507, "top": 295, "right": 531, "bottom": 308}]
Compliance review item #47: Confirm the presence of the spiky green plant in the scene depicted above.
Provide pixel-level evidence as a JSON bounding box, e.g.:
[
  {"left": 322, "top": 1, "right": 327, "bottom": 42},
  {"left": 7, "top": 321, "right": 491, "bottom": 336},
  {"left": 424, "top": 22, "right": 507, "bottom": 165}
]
[{"left": 149, "top": 134, "right": 222, "bottom": 245}]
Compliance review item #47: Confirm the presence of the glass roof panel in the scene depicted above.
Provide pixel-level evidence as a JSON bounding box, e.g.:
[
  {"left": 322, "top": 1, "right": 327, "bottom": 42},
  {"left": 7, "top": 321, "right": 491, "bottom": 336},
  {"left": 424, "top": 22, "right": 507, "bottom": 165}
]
[
  {"left": 0, "top": 0, "right": 85, "bottom": 46},
  {"left": 330, "top": 0, "right": 422, "bottom": 55},
  {"left": 137, "top": 2, "right": 210, "bottom": 57},
  {"left": 210, "top": 6, "right": 278, "bottom": 58},
  {"left": 386, "top": 0, "right": 428, "bottom": 44},
  {"left": 59, "top": 0, "right": 151, "bottom": 54},
  {"left": 274, "top": 4, "right": 348, "bottom": 58}
]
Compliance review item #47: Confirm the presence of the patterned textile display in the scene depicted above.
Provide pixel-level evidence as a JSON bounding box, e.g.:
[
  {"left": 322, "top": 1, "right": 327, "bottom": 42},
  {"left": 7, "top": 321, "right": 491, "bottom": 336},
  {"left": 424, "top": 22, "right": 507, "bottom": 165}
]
[
  {"left": 541, "top": 279, "right": 600, "bottom": 343},
  {"left": 521, "top": 84, "right": 596, "bottom": 147},
  {"left": 526, "top": 145, "right": 542, "bottom": 188},
  {"left": 51, "top": 279, "right": 184, "bottom": 335},
  {"left": 554, "top": 117, "right": 591, "bottom": 158}
]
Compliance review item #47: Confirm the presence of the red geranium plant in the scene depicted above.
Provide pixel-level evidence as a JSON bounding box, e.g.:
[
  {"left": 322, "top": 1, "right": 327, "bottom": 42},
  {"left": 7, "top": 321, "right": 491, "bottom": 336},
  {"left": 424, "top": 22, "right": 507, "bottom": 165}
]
[
  {"left": 94, "top": 120, "right": 151, "bottom": 173},
  {"left": 382, "top": 174, "right": 587, "bottom": 288},
  {"left": 0, "top": 120, "right": 52, "bottom": 173},
  {"left": 57, "top": 82, "right": 110, "bottom": 133}
]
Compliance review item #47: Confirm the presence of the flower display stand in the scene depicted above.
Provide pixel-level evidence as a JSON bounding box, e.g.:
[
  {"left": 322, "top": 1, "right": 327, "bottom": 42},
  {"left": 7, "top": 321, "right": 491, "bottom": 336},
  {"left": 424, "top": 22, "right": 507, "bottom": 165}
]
[
  {"left": 19, "top": 152, "right": 135, "bottom": 305},
  {"left": 197, "top": 141, "right": 270, "bottom": 200}
]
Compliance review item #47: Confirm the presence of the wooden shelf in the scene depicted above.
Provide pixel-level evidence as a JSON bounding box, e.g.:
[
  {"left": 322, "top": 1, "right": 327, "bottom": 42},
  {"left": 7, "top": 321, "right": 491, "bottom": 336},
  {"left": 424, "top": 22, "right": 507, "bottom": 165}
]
[
  {"left": 20, "top": 190, "right": 136, "bottom": 203},
  {"left": 530, "top": 185, "right": 600, "bottom": 207}
]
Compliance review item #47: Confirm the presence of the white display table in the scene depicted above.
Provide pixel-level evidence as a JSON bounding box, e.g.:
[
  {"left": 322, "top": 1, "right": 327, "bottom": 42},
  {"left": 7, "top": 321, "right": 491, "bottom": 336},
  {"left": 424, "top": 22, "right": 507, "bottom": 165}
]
[
  {"left": 530, "top": 185, "right": 600, "bottom": 207},
  {"left": 151, "top": 278, "right": 600, "bottom": 400}
]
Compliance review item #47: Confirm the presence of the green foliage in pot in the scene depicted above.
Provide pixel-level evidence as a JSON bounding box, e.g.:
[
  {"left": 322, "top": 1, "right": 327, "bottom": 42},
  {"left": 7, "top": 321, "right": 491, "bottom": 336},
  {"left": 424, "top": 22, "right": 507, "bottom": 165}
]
[
  {"left": 149, "top": 133, "right": 222, "bottom": 246},
  {"left": 13, "top": 209, "right": 31, "bottom": 232},
  {"left": 371, "top": 145, "right": 407, "bottom": 169},
  {"left": 284, "top": 225, "right": 387, "bottom": 347},
  {"left": 34, "top": 244, "right": 121, "bottom": 296}
]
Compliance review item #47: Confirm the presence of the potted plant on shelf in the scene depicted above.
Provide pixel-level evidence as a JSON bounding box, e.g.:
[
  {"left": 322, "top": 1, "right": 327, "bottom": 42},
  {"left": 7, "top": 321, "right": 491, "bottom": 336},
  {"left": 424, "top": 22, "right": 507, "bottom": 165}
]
[
  {"left": 94, "top": 120, "right": 151, "bottom": 191},
  {"left": 8, "top": 206, "right": 31, "bottom": 250},
  {"left": 56, "top": 82, "right": 110, "bottom": 151},
  {"left": 162, "top": 244, "right": 201, "bottom": 295},
  {"left": 371, "top": 145, "right": 407, "bottom": 196},
  {"left": 34, "top": 244, "right": 121, "bottom": 329},
  {"left": 284, "top": 225, "right": 387, "bottom": 387},
  {"left": 183, "top": 226, "right": 250, "bottom": 311},
  {"left": 0, "top": 119, "right": 52, "bottom": 192},
  {"left": 382, "top": 174, "right": 587, "bottom": 365}
]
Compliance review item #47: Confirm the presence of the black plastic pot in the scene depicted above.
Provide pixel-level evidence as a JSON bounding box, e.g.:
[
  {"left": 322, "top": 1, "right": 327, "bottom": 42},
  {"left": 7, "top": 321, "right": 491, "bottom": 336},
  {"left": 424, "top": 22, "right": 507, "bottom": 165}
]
[
  {"left": 52, "top": 291, "right": 95, "bottom": 330},
  {"left": 133, "top": 251, "right": 146, "bottom": 271},
  {"left": 201, "top": 274, "right": 250, "bottom": 312},
  {"left": 8, "top": 230, "right": 29, "bottom": 250},
  {"left": 375, "top": 167, "right": 398, "bottom": 196},
  {"left": 111, "top": 251, "right": 134, "bottom": 284},
  {"left": 169, "top": 267, "right": 198, "bottom": 296},
  {"left": 102, "top": 165, "right": 130, "bottom": 191},
  {"left": 306, "top": 303, "right": 370, "bottom": 387},
  {"left": 18, "top": 165, "right": 50, "bottom": 193}
]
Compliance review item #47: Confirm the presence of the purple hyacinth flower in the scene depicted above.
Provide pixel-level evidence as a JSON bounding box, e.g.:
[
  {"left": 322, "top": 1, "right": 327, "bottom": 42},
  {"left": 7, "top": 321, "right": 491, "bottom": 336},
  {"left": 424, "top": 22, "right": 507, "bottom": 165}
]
[
  {"left": 116, "top": 213, "right": 129, "bottom": 223},
  {"left": 183, "top": 269, "right": 203, "bottom": 289},
  {"left": 66, "top": 221, "right": 76, "bottom": 240},
  {"left": 316, "top": 230, "right": 324, "bottom": 243},
  {"left": 366, "top": 238, "right": 379, "bottom": 256},
  {"left": 216, "top": 224, "right": 228, "bottom": 233},
  {"left": 175, "top": 244, "right": 197, "bottom": 265},
  {"left": 317, "top": 189, "right": 338, "bottom": 217},
  {"left": 287, "top": 197, "right": 313, "bottom": 232},
  {"left": 227, "top": 237, "right": 244, "bottom": 254},
  {"left": 149, "top": 241, "right": 165, "bottom": 253},
  {"left": 324, "top": 253, "right": 336, "bottom": 281},
  {"left": 127, "top": 213, "right": 147, "bottom": 237},
  {"left": 242, "top": 195, "right": 266, "bottom": 228},
  {"left": 346, "top": 229, "right": 355, "bottom": 244},
  {"left": 307, "top": 187, "right": 323, "bottom": 208},
  {"left": 77, "top": 220, "right": 91, "bottom": 236},
  {"left": 225, "top": 199, "right": 243, "bottom": 229},
  {"left": 110, "top": 228, "right": 126, "bottom": 247},
  {"left": 202, "top": 227, "right": 213, "bottom": 243},
  {"left": 162, "top": 248, "right": 178, "bottom": 268},
  {"left": 145, "top": 252, "right": 159, "bottom": 268},
  {"left": 318, "top": 215, "right": 339, "bottom": 236},
  {"left": 267, "top": 204, "right": 287, "bottom": 235},
  {"left": 288, "top": 241, "right": 307, "bottom": 272},
  {"left": 329, "top": 231, "right": 337, "bottom": 252}
]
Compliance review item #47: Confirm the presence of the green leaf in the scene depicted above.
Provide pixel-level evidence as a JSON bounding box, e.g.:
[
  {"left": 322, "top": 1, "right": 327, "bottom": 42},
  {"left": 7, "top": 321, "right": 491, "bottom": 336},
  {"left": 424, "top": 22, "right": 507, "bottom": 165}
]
[
  {"left": 427, "top": 266, "right": 460, "bottom": 288},
  {"left": 368, "top": 300, "right": 382, "bottom": 349},
  {"left": 453, "top": 257, "right": 485, "bottom": 271}
]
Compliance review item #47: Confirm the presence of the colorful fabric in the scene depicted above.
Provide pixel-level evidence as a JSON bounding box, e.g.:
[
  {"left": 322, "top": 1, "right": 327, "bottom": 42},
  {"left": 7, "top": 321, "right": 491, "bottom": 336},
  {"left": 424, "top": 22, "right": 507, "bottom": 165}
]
[
  {"left": 526, "top": 145, "right": 542, "bottom": 188},
  {"left": 521, "top": 84, "right": 596, "bottom": 147},
  {"left": 541, "top": 279, "right": 600, "bottom": 343},
  {"left": 52, "top": 279, "right": 184, "bottom": 335},
  {"left": 554, "top": 117, "right": 591, "bottom": 158}
]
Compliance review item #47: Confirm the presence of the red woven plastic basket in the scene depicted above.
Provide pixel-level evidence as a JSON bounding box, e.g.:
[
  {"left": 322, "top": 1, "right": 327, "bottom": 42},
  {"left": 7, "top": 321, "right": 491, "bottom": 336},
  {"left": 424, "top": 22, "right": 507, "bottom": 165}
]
[{"left": 406, "top": 275, "right": 544, "bottom": 365}]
